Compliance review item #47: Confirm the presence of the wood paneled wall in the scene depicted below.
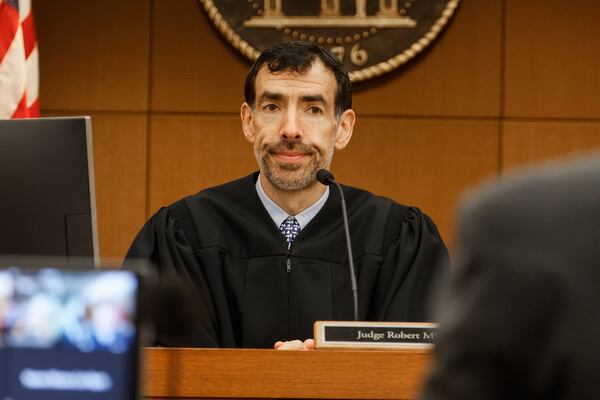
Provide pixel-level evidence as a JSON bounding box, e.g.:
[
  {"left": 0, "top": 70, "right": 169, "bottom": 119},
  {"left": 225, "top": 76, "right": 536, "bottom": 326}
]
[{"left": 33, "top": 0, "right": 600, "bottom": 261}]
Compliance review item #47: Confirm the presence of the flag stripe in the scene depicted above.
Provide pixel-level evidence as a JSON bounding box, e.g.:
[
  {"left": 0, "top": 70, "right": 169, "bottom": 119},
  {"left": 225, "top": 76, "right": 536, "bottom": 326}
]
[
  {"left": 21, "top": 11, "right": 36, "bottom": 57},
  {"left": 11, "top": 92, "right": 29, "bottom": 118},
  {"left": 0, "top": 24, "right": 27, "bottom": 119},
  {"left": 25, "top": 44, "right": 38, "bottom": 105},
  {"left": 0, "top": 2, "right": 20, "bottom": 64},
  {"left": 28, "top": 97, "right": 39, "bottom": 116},
  {"left": 18, "top": 0, "right": 31, "bottom": 21}
]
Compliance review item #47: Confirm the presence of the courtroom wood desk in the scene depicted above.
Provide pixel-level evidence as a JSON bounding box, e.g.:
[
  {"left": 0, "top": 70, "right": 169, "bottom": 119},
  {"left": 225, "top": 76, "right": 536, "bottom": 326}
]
[{"left": 143, "top": 347, "right": 432, "bottom": 400}]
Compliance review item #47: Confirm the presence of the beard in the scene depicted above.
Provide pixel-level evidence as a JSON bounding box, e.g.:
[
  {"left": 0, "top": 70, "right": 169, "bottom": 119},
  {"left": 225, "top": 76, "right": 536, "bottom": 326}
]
[{"left": 255, "top": 139, "right": 334, "bottom": 191}]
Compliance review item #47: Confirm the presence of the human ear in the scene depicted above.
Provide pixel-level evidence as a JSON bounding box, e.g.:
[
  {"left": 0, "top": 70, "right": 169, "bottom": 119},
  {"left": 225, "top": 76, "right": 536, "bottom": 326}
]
[
  {"left": 241, "top": 103, "right": 255, "bottom": 143},
  {"left": 334, "top": 109, "right": 355, "bottom": 150}
]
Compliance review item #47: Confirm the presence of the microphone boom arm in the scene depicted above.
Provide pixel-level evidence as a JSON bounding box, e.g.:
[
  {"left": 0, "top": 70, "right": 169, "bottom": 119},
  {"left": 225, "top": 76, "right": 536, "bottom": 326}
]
[
  {"left": 316, "top": 168, "right": 359, "bottom": 321},
  {"left": 333, "top": 180, "right": 359, "bottom": 322}
]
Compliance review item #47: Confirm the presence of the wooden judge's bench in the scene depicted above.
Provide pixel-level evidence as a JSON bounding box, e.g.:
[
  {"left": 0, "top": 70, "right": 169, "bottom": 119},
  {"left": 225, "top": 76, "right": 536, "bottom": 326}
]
[{"left": 143, "top": 348, "right": 432, "bottom": 399}]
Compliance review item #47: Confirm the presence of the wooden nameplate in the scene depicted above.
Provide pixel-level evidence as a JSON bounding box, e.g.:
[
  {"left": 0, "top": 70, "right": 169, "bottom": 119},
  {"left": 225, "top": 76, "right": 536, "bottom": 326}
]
[{"left": 314, "top": 321, "right": 438, "bottom": 350}]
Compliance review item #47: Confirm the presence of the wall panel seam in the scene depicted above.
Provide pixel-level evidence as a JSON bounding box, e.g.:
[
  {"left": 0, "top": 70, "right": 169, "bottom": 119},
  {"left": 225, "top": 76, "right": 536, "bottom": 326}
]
[
  {"left": 145, "top": 0, "right": 156, "bottom": 219},
  {"left": 498, "top": 0, "right": 507, "bottom": 177}
]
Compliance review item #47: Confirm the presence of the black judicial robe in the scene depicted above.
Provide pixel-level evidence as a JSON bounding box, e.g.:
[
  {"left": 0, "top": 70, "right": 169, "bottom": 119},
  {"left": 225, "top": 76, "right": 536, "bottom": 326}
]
[{"left": 126, "top": 173, "right": 449, "bottom": 348}]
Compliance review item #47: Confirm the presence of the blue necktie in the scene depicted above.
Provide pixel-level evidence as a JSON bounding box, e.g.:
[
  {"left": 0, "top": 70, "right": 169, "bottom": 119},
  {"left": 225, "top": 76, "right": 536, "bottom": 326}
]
[{"left": 279, "top": 217, "right": 300, "bottom": 249}]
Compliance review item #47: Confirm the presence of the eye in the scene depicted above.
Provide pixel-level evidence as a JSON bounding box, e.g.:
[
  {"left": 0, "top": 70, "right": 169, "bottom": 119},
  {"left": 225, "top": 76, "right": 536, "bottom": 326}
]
[
  {"left": 308, "top": 106, "right": 323, "bottom": 115},
  {"left": 263, "top": 103, "right": 279, "bottom": 112}
]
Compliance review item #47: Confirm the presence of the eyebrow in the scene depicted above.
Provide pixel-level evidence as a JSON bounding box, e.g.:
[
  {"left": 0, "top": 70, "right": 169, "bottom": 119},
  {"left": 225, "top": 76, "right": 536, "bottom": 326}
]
[
  {"left": 258, "top": 91, "right": 283, "bottom": 102},
  {"left": 301, "top": 94, "right": 327, "bottom": 105}
]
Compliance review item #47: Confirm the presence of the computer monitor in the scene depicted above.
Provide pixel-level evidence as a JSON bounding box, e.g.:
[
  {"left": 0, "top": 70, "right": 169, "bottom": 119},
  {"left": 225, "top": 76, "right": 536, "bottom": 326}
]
[
  {"left": 0, "top": 117, "right": 99, "bottom": 266},
  {"left": 0, "top": 266, "right": 140, "bottom": 400}
]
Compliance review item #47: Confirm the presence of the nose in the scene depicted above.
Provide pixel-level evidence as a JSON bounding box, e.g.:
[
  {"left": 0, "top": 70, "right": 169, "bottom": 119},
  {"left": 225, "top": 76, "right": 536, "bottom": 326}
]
[{"left": 280, "top": 108, "right": 302, "bottom": 140}]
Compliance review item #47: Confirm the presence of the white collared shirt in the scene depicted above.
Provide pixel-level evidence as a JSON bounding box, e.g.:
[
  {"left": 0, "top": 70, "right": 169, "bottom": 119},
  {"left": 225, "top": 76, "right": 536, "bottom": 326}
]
[{"left": 255, "top": 174, "right": 329, "bottom": 230}]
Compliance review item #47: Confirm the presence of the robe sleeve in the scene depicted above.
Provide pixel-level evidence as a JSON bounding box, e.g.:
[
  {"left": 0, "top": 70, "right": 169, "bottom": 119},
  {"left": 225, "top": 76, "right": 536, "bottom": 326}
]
[
  {"left": 124, "top": 207, "right": 221, "bottom": 347},
  {"left": 372, "top": 206, "right": 450, "bottom": 322}
]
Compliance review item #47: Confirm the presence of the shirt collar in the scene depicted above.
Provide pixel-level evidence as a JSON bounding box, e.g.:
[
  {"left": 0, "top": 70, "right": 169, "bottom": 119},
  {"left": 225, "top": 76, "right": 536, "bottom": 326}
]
[{"left": 255, "top": 174, "right": 329, "bottom": 230}]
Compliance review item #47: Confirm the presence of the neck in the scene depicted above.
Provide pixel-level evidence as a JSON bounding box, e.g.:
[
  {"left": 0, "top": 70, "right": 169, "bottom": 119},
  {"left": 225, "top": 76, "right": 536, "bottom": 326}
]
[{"left": 260, "top": 174, "right": 326, "bottom": 216}]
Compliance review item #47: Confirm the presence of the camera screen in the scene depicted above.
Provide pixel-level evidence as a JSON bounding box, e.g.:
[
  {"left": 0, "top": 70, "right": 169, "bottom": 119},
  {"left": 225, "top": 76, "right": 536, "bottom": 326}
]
[{"left": 0, "top": 268, "right": 139, "bottom": 400}]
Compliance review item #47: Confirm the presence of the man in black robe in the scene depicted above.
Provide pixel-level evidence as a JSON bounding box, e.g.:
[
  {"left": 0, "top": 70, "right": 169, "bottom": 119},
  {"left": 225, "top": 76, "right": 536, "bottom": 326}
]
[{"left": 126, "top": 42, "right": 448, "bottom": 349}]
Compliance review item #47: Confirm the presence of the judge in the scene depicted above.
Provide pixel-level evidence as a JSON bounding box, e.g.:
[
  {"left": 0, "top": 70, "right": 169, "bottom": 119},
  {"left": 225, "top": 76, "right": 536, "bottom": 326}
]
[{"left": 125, "top": 41, "right": 449, "bottom": 349}]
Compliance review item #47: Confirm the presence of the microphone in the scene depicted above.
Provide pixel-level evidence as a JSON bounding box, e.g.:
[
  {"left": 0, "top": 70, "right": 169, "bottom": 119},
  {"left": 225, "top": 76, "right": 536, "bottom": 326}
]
[{"left": 316, "top": 169, "right": 358, "bottom": 321}]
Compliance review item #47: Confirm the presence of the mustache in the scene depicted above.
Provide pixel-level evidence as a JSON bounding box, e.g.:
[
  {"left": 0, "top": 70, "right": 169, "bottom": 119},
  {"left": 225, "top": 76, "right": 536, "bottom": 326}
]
[{"left": 262, "top": 140, "right": 317, "bottom": 155}]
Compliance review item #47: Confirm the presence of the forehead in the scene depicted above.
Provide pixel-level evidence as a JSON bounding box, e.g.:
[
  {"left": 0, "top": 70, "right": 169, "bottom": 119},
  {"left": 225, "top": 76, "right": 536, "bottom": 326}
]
[{"left": 255, "top": 60, "right": 337, "bottom": 100}]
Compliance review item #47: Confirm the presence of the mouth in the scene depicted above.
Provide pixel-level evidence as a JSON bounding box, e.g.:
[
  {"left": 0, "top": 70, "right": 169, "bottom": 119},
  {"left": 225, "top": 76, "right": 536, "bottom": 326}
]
[{"left": 272, "top": 150, "right": 308, "bottom": 163}]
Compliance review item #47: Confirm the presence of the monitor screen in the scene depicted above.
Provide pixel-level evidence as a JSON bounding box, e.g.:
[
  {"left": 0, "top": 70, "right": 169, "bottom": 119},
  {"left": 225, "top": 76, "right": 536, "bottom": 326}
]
[
  {"left": 0, "top": 267, "right": 139, "bottom": 400},
  {"left": 0, "top": 117, "right": 99, "bottom": 265}
]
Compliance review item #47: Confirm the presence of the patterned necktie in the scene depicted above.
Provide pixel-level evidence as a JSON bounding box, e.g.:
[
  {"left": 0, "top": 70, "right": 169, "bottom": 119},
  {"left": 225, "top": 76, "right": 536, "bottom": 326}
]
[{"left": 279, "top": 217, "right": 300, "bottom": 249}]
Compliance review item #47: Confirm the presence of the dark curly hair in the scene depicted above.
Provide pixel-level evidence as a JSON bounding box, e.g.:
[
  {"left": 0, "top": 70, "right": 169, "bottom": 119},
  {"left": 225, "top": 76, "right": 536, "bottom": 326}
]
[{"left": 244, "top": 41, "right": 352, "bottom": 118}]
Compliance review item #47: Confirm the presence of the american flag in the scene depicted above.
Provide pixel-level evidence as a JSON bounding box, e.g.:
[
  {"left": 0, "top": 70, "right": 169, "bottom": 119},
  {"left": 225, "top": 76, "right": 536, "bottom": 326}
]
[{"left": 0, "top": 0, "right": 39, "bottom": 119}]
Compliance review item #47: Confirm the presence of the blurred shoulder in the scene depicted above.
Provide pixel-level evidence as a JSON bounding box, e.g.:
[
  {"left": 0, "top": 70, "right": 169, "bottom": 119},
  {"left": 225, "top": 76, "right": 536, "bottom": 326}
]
[{"left": 462, "top": 154, "right": 600, "bottom": 220}]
